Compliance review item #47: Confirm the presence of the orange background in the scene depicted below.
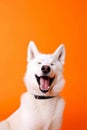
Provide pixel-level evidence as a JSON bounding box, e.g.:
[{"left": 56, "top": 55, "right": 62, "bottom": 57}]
[{"left": 0, "top": 0, "right": 86, "bottom": 130}]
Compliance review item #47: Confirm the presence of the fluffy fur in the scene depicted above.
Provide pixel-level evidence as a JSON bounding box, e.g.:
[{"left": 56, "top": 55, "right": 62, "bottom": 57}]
[{"left": 0, "top": 41, "right": 65, "bottom": 130}]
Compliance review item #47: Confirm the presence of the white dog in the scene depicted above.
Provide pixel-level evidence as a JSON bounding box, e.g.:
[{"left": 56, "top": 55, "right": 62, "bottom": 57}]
[{"left": 0, "top": 41, "right": 65, "bottom": 130}]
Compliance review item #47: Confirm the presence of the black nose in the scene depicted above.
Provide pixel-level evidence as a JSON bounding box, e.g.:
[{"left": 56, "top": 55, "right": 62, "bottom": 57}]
[{"left": 41, "top": 65, "right": 51, "bottom": 74}]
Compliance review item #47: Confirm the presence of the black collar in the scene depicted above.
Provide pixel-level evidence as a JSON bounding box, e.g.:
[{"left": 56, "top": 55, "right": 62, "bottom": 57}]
[{"left": 34, "top": 95, "right": 55, "bottom": 100}]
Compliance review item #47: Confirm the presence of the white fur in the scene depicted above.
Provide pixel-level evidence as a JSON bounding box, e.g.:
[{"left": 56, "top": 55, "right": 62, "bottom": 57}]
[{"left": 0, "top": 41, "right": 65, "bottom": 130}]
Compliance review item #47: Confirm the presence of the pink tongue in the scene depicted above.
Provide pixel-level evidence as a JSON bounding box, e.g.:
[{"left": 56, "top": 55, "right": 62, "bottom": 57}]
[{"left": 40, "top": 78, "right": 49, "bottom": 90}]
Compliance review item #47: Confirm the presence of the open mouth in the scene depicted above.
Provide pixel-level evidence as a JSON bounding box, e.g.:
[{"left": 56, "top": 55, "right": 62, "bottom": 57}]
[{"left": 35, "top": 74, "right": 55, "bottom": 93}]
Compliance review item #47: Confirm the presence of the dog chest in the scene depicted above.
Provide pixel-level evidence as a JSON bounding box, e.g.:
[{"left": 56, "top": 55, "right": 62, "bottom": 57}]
[{"left": 19, "top": 94, "right": 63, "bottom": 130}]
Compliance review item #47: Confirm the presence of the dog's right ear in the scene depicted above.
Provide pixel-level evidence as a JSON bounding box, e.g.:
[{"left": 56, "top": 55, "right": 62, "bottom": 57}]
[{"left": 27, "top": 41, "right": 39, "bottom": 62}]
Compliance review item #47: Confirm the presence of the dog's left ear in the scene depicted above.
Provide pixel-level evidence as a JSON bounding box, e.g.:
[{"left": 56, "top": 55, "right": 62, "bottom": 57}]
[
  {"left": 27, "top": 41, "right": 39, "bottom": 62},
  {"left": 53, "top": 44, "right": 65, "bottom": 64}
]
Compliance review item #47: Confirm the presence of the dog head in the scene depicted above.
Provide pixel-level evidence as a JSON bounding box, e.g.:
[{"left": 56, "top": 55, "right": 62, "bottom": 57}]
[{"left": 24, "top": 41, "right": 65, "bottom": 96}]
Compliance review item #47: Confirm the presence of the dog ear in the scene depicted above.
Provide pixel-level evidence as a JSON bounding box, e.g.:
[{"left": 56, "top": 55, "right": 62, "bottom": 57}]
[
  {"left": 27, "top": 41, "right": 39, "bottom": 62},
  {"left": 53, "top": 44, "right": 65, "bottom": 64}
]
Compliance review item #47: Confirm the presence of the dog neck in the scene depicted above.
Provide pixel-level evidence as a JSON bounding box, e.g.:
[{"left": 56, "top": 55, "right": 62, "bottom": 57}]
[{"left": 33, "top": 94, "right": 55, "bottom": 100}]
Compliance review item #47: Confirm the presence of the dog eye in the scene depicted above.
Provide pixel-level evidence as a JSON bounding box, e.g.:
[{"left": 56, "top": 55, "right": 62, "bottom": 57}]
[
  {"left": 37, "top": 62, "right": 41, "bottom": 64},
  {"left": 51, "top": 63, "right": 55, "bottom": 66}
]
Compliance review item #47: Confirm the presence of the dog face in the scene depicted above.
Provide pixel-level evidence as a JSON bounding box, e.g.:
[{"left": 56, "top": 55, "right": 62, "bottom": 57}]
[{"left": 24, "top": 41, "right": 65, "bottom": 96}]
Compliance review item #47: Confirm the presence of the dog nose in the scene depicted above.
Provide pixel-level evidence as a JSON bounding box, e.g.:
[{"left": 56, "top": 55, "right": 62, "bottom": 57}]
[{"left": 41, "top": 65, "right": 51, "bottom": 74}]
